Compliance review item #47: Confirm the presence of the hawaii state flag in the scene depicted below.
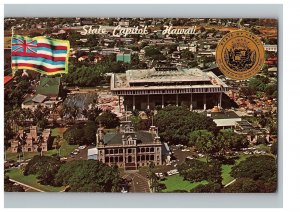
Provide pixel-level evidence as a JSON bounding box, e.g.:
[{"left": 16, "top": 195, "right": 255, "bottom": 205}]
[{"left": 11, "top": 35, "right": 70, "bottom": 75}]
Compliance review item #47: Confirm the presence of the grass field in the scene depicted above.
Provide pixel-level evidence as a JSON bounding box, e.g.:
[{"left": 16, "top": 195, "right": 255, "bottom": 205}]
[
  {"left": 5, "top": 128, "right": 78, "bottom": 161},
  {"left": 6, "top": 168, "right": 65, "bottom": 192},
  {"left": 221, "top": 154, "right": 250, "bottom": 185},
  {"left": 221, "top": 164, "right": 234, "bottom": 185},
  {"left": 161, "top": 174, "right": 208, "bottom": 192},
  {"left": 50, "top": 128, "right": 79, "bottom": 157}
]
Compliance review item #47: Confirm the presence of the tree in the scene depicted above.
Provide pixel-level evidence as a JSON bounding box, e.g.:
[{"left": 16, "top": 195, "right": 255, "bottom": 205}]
[
  {"left": 271, "top": 141, "right": 278, "bottom": 156},
  {"left": 229, "top": 133, "right": 249, "bottom": 151},
  {"left": 154, "top": 106, "right": 217, "bottom": 145},
  {"left": 64, "top": 126, "right": 84, "bottom": 145},
  {"left": 53, "top": 135, "right": 63, "bottom": 156},
  {"left": 55, "top": 160, "right": 122, "bottom": 192},
  {"left": 96, "top": 111, "right": 120, "bottom": 129},
  {"left": 148, "top": 162, "right": 159, "bottom": 192},
  {"left": 191, "top": 182, "right": 221, "bottom": 193},
  {"left": 191, "top": 130, "right": 214, "bottom": 162},
  {"left": 222, "top": 177, "right": 277, "bottom": 193},
  {"left": 265, "top": 83, "right": 277, "bottom": 98},
  {"left": 130, "top": 116, "right": 152, "bottom": 131},
  {"left": 181, "top": 49, "right": 194, "bottom": 60},
  {"left": 177, "top": 159, "right": 211, "bottom": 182},
  {"left": 144, "top": 46, "right": 161, "bottom": 58},
  {"left": 231, "top": 155, "right": 277, "bottom": 181},
  {"left": 37, "top": 117, "right": 48, "bottom": 129},
  {"left": 83, "top": 121, "right": 98, "bottom": 145},
  {"left": 4, "top": 175, "right": 25, "bottom": 192},
  {"left": 23, "top": 155, "right": 61, "bottom": 186}
]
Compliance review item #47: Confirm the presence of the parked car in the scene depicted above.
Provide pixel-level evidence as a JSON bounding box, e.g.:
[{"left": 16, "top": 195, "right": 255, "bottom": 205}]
[{"left": 79, "top": 145, "right": 87, "bottom": 150}]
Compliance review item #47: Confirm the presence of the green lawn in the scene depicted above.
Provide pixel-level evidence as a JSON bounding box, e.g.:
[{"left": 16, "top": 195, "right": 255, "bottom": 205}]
[
  {"left": 161, "top": 174, "right": 208, "bottom": 192},
  {"left": 221, "top": 154, "right": 250, "bottom": 186},
  {"left": 256, "top": 144, "right": 270, "bottom": 151},
  {"left": 221, "top": 164, "right": 234, "bottom": 185},
  {"left": 51, "top": 128, "right": 66, "bottom": 137},
  {"left": 6, "top": 168, "right": 65, "bottom": 192},
  {"left": 49, "top": 128, "right": 79, "bottom": 157},
  {"left": 5, "top": 151, "right": 38, "bottom": 161}
]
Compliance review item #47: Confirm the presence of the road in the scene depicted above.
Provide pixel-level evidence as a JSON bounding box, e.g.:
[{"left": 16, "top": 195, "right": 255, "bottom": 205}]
[{"left": 123, "top": 172, "right": 150, "bottom": 193}]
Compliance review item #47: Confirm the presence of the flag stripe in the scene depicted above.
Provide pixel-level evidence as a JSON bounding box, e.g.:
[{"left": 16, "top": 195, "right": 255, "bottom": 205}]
[
  {"left": 37, "top": 43, "right": 68, "bottom": 50},
  {"left": 36, "top": 50, "right": 68, "bottom": 57},
  {"left": 36, "top": 47, "right": 67, "bottom": 54},
  {"left": 11, "top": 52, "right": 66, "bottom": 61},
  {"left": 12, "top": 63, "right": 66, "bottom": 72},
  {"left": 12, "top": 59, "right": 65, "bottom": 67},
  {"left": 35, "top": 37, "right": 69, "bottom": 46}
]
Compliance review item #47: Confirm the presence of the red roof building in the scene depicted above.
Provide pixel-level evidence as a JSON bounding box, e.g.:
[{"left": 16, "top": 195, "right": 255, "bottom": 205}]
[{"left": 4, "top": 75, "right": 13, "bottom": 85}]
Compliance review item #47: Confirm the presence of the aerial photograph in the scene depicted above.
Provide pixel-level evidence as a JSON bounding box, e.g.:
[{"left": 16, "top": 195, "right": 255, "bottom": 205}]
[{"left": 4, "top": 18, "right": 278, "bottom": 193}]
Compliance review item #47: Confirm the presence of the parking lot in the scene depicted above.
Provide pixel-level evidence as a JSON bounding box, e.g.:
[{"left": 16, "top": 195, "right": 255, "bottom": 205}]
[
  {"left": 63, "top": 145, "right": 90, "bottom": 162},
  {"left": 152, "top": 145, "right": 197, "bottom": 175}
]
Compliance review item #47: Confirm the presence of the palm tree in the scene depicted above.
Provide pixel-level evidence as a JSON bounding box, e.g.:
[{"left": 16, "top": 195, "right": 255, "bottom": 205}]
[
  {"left": 37, "top": 135, "right": 43, "bottom": 156},
  {"left": 16, "top": 137, "right": 23, "bottom": 162},
  {"left": 53, "top": 135, "right": 63, "bottom": 156},
  {"left": 195, "top": 130, "right": 214, "bottom": 163},
  {"left": 20, "top": 131, "right": 27, "bottom": 160},
  {"left": 147, "top": 162, "right": 158, "bottom": 192}
]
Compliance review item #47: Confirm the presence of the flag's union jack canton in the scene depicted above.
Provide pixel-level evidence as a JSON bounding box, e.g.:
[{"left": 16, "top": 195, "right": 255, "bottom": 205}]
[{"left": 11, "top": 35, "right": 70, "bottom": 75}]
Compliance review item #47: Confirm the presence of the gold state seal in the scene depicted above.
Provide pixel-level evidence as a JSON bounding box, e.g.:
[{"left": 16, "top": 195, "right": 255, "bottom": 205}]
[{"left": 215, "top": 30, "right": 265, "bottom": 80}]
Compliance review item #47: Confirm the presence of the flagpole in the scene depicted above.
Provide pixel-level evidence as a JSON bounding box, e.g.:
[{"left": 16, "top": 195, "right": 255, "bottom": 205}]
[{"left": 11, "top": 26, "right": 15, "bottom": 76}]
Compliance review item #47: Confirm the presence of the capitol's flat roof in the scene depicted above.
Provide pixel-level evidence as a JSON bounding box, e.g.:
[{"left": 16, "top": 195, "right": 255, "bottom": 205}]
[{"left": 112, "top": 67, "right": 228, "bottom": 90}]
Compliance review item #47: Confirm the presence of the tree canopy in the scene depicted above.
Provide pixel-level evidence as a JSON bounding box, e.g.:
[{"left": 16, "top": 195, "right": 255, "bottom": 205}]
[
  {"left": 55, "top": 160, "right": 122, "bottom": 192},
  {"left": 63, "top": 121, "right": 98, "bottom": 145},
  {"left": 23, "top": 155, "right": 61, "bottom": 186},
  {"left": 154, "top": 106, "right": 217, "bottom": 145},
  {"left": 4, "top": 175, "right": 25, "bottom": 192},
  {"left": 190, "top": 129, "right": 248, "bottom": 162},
  {"left": 190, "top": 182, "right": 221, "bottom": 193},
  {"left": 231, "top": 155, "right": 277, "bottom": 181},
  {"left": 222, "top": 177, "right": 277, "bottom": 193},
  {"left": 177, "top": 159, "right": 222, "bottom": 184},
  {"left": 96, "top": 111, "right": 120, "bottom": 129}
]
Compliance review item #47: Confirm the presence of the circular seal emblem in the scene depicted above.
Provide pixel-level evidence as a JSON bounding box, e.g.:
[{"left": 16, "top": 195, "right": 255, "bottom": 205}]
[{"left": 215, "top": 30, "right": 265, "bottom": 80}]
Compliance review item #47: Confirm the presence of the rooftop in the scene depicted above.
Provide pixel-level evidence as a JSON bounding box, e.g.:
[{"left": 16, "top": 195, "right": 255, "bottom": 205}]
[
  {"left": 36, "top": 76, "right": 61, "bottom": 97},
  {"left": 4, "top": 75, "right": 13, "bottom": 85},
  {"left": 206, "top": 111, "right": 241, "bottom": 119},
  {"left": 103, "top": 131, "right": 156, "bottom": 145},
  {"left": 112, "top": 67, "right": 228, "bottom": 90}
]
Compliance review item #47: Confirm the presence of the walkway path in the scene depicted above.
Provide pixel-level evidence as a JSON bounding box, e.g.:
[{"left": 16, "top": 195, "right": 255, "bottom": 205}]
[
  {"left": 9, "top": 179, "right": 44, "bottom": 192},
  {"left": 224, "top": 179, "right": 236, "bottom": 188}
]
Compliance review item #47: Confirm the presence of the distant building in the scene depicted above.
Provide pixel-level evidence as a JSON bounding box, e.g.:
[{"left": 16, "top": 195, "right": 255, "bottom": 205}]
[
  {"left": 206, "top": 109, "right": 242, "bottom": 129},
  {"left": 118, "top": 20, "right": 130, "bottom": 27},
  {"left": 11, "top": 126, "right": 51, "bottom": 153},
  {"left": 234, "top": 120, "right": 269, "bottom": 144},
  {"left": 96, "top": 121, "right": 163, "bottom": 170},
  {"left": 116, "top": 52, "right": 131, "bottom": 64},
  {"left": 4, "top": 76, "right": 13, "bottom": 86},
  {"left": 22, "top": 76, "right": 62, "bottom": 110},
  {"left": 264, "top": 44, "right": 277, "bottom": 53},
  {"left": 111, "top": 67, "right": 229, "bottom": 111},
  {"left": 177, "top": 44, "right": 197, "bottom": 52}
]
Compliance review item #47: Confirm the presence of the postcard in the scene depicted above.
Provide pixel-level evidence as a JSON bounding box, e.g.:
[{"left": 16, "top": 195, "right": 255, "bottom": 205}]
[{"left": 4, "top": 18, "right": 278, "bottom": 193}]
